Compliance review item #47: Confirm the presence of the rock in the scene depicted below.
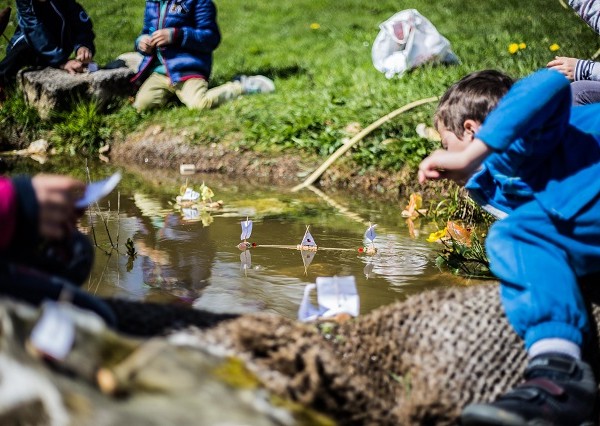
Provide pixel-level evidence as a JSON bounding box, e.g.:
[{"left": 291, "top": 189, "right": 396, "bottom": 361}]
[
  {"left": 0, "top": 298, "right": 303, "bottom": 425},
  {"left": 17, "top": 66, "right": 136, "bottom": 119},
  {"left": 116, "top": 52, "right": 143, "bottom": 73}
]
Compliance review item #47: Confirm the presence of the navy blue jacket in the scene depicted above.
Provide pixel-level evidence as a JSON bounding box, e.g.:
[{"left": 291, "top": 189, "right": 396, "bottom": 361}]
[
  {"left": 133, "top": 0, "right": 221, "bottom": 85},
  {"left": 9, "top": 0, "right": 95, "bottom": 67}
]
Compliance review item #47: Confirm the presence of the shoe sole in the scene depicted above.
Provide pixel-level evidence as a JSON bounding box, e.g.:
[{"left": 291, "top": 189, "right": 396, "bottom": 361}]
[{"left": 461, "top": 404, "right": 595, "bottom": 426}]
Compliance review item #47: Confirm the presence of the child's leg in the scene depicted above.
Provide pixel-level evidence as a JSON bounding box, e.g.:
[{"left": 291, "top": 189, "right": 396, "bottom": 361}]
[
  {"left": 462, "top": 198, "right": 600, "bottom": 425},
  {"left": 0, "top": 234, "right": 115, "bottom": 328},
  {"left": 486, "top": 201, "right": 592, "bottom": 355},
  {"left": 176, "top": 78, "right": 243, "bottom": 110},
  {"left": 0, "top": 39, "right": 40, "bottom": 87},
  {"left": 0, "top": 263, "right": 116, "bottom": 326},
  {"left": 132, "top": 73, "right": 173, "bottom": 112},
  {"left": 571, "top": 80, "right": 600, "bottom": 106}
]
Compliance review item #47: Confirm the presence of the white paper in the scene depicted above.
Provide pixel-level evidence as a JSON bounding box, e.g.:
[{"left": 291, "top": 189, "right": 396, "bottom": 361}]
[
  {"left": 301, "top": 229, "right": 317, "bottom": 247},
  {"left": 298, "top": 276, "right": 360, "bottom": 322},
  {"left": 181, "top": 187, "right": 200, "bottom": 202},
  {"left": 75, "top": 172, "right": 122, "bottom": 208},
  {"left": 30, "top": 302, "right": 76, "bottom": 360},
  {"left": 240, "top": 219, "right": 253, "bottom": 240},
  {"left": 364, "top": 224, "right": 377, "bottom": 243}
]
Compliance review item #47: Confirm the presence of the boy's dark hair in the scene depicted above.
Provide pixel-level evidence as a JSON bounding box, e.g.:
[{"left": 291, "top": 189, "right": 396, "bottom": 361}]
[{"left": 434, "top": 70, "right": 514, "bottom": 136}]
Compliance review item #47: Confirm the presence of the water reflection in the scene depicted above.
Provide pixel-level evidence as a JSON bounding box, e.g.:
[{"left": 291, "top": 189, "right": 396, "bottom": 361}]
[{"left": 1, "top": 158, "right": 483, "bottom": 319}]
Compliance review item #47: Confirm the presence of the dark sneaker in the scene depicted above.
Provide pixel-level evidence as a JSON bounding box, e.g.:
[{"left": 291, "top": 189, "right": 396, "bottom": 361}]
[{"left": 461, "top": 353, "right": 596, "bottom": 426}]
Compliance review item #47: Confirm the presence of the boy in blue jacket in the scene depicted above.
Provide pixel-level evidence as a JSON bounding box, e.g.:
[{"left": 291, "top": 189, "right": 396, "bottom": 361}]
[
  {"left": 132, "top": 0, "right": 274, "bottom": 112},
  {"left": 419, "top": 68, "right": 600, "bottom": 425},
  {"left": 0, "top": 0, "right": 95, "bottom": 90}
]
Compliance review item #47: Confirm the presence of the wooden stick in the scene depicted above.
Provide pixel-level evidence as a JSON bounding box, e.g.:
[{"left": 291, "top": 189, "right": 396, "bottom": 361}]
[{"left": 291, "top": 96, "right": 439, "bottom": 192}]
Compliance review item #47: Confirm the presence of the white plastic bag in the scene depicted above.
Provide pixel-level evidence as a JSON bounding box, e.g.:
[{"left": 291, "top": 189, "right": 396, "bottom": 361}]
[{"left": 372, "top": 9, "right": 459, "bottom": 79}]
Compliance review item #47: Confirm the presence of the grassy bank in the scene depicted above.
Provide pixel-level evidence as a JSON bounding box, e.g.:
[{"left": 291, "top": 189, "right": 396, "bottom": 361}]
[{"left": 1, "top": 0, "right": 598, "bottom": 172}]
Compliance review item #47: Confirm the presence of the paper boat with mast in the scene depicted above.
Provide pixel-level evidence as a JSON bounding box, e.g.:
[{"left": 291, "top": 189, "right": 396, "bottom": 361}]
[
  {"left": 359, "top": 223, "right": 378, "bottom": 255},
  {"left": 297, "top": 225, "right": 318, "bottom": 251},
  {"left": 298, "top": 276, "right": 360, "bottom": 322},
  {"left": 237, "top": 218, "right": 253, "bottom": 250}
]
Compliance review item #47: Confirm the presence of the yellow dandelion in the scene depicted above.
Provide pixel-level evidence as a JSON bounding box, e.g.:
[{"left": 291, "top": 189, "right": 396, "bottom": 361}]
[
  {"left": 508, "top": 43, "right": 519, "bottom": 54},
  {"left": 549, "top": 43, "right": 560, "bottom": 52},
  {"left": 310, "top": 23, "right": 320, "bottom": 30},
  {"left": 518, "top": 42, "right": 526, "bottom": 49},
  {"left": 427, "top": 229, "right": 447, "bottom": 243}
]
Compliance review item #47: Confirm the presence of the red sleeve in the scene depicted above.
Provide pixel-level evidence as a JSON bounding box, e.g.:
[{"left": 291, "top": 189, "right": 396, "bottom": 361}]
[{"left": 0, "top": 178, "right": 17, "bottom": 250}]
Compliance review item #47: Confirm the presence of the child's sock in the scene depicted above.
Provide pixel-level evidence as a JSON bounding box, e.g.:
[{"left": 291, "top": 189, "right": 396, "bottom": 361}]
[{"left": 528, "top": 338, "right": 581, "bottom": 360}]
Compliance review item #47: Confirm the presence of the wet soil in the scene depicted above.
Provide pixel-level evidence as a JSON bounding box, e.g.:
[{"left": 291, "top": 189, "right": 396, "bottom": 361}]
[{"left": 111, "top": 124, "right": 439, "bottom": 201}]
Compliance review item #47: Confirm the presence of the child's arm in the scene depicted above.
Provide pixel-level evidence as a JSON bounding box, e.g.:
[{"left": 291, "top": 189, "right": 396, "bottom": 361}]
[
  {"left": 15, "top": 0, "right": 70, "bottom": 66},
  {"left": 476, "top": 69, "right": 571, "bottom": 153},
  {"left": 0, "top": 179, "right": 18, "bottom": 250},
  {"left": 65, "top": 0, "right": 95, "bottom": 61},
  {"left": 31, "top": 175, "right": 85, "bottom": 241},
  {"left": 418, "top": 139, "right": 493, "bottom": 184},
  {"left": 175, "top": 0, "right": 221, "bottom": 54},
  {"left": 568, "top": 0, "right": 600, "bottom": 34}
]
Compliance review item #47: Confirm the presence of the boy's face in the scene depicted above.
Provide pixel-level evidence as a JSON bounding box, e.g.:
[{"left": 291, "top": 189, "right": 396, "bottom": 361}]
[{"left": 437, "top": 121, "right": 480, "bottom": 152}]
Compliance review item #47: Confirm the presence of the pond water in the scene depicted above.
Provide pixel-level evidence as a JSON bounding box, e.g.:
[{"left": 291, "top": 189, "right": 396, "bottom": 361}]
[{"left": 3, "top": 158, "right": 488, "bottom": 319}]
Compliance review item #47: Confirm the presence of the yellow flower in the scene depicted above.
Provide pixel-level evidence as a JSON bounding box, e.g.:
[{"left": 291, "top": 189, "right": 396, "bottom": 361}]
[
  {"left": 427, "top": 229, "right": 447, "bottom": 243},
  {"left": 518, "top": 42, "right": 526, "bottom": 49},
  {"left": 549, "top": 43, "right": 560, "bottom": 52},
  {"left": 508, "top": 43, "right": 519, "bottom": 54},
  {"left": 310, "top": 23, "right": 320, "bottom": 30}
]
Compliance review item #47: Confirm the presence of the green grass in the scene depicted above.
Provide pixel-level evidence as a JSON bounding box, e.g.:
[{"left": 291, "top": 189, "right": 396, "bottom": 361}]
[{"left": 1, "top": 0, "right": 599, "bottom": 167}]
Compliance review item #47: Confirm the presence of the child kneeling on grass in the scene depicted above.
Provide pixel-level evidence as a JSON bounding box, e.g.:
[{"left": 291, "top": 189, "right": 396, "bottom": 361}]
[
  {"left": 419, "top": 68, "right": 600, "bottom": 425},
  {"left": 132, "top": 0, "right": 274, "bottom": 112}
]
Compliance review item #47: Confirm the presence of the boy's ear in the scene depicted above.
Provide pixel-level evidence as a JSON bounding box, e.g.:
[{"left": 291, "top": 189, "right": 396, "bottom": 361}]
[{"left": 463, "top": 119, "right": 481, "bottom": 140}]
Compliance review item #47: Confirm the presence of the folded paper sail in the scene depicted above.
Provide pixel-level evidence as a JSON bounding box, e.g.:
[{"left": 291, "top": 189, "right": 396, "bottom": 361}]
[
  {"left": 75, "top": 172, "right": 122, "bottom": 208},
  {"left": 298, "top": 276, "right": 360, "bottom": 322},
  {"left": 240, "top": 219, "right": 253, "bottom": 240},
  {"left": 301, "top": 228, "right": 317, "bottom": 247},
  {"left": 364, "top": 224, "right": 377, "bottom": 243},
  {"left": 181, "top": 187, "right": 200, "bottom": 202}
]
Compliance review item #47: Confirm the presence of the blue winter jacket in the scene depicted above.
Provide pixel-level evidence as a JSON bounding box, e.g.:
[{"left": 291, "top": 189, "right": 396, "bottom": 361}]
[
  {"left": 465, "top": 69, "right": 600, "bottom": 220},
  {"left": 9, "top": 0, "right": 95, "bottom": 67},
  {"left": 133, "top": 0, "right": 221, "bottom": 85}
]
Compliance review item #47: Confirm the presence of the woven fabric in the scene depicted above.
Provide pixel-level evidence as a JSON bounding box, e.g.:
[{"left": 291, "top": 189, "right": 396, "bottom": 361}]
[{"left": 190, "top": 283, "right": 600, "bottom": 425}]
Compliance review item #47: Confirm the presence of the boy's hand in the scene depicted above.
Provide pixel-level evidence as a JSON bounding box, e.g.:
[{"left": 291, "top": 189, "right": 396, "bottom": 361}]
[
  {"left": 60, "top": 59, "right": 84, "bottom": 74},
  {"left": 138, "top": 35, "right": 154, "bottom": 54},
  {"left": 547, "top": 57, "right": 577, "bottom": 81},
  {"left": 418, "top": 139, "right": 492, "bottom": 184},
  {"left": 76, "top": 46, "right": 92, "bottom": 64},
  {"left": 31, "top": 175, "right": 86, "bottom": 240},
  {"left": 418, "top": 150, "right": 472, "bottom": 184},
  {"left": 150, "top": 29, "right": 174, "bottom": 47}
]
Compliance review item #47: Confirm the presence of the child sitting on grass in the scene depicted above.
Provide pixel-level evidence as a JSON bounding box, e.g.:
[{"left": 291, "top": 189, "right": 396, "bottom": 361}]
[{"left": 419, "top": 68, "right": 600, "bottom": 425}]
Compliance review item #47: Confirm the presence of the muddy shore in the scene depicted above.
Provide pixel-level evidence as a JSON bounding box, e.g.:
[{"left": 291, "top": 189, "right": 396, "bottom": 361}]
[{"left": 111, "top": 124, "right": 441, "bottom": 201}]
